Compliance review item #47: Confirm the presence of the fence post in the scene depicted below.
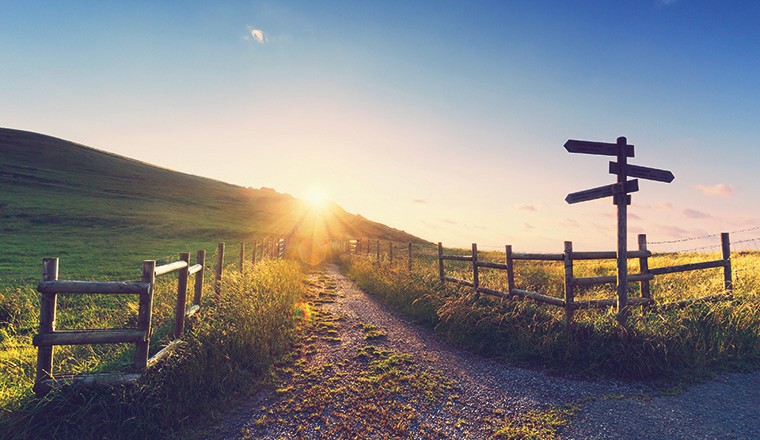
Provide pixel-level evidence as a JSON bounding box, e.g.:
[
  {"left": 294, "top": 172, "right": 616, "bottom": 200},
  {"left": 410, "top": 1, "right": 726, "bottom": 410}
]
[
  {"left": 472, "top": 243, "right": 479, "bottom": 293},
  {"left": 194, "top": 250, "right": 205, "bottom": 306},
  {"left": 215, "top": 242, "right": 224, "bottom": 295},
  {"left": 135, "top": 260, "right": 156, "bottom": 372},
  {"left": 376, "top": 240, "right": 380, "bottom": 263},
  {"left": 252, "top": 239, "right": 258, "bottom": 265},
  {"left": 35, "top": 257, "right": 58, "bottom": 395},
  {"left": 722, "top": 232, "right": 733, "bottom": 291},
  {"left": 174, "top": 252, "right": 190, "bottom": 339},
  {"left": 638, "top": 234, "right": 651, "bottom": 302},
  {"left": 389, "top": 242, "right": 393, "bottom": 264},
  {"left": 239, "top": 242, "right": 245, "bottom": 271},
  {"left": 367, "top": 238, "right": 371, "bottom": 257},
  {"left": 505, "top": 245, "right": 515, "bottom": 299},
  {"left": 563, "top": 241, "right": 575, "bottom": 324},
  {"left": 437, "top": 242, "right": 444, "bottom": 280},
  {"left": 407, "top": 242, "right": 412, "bottom": 271}
]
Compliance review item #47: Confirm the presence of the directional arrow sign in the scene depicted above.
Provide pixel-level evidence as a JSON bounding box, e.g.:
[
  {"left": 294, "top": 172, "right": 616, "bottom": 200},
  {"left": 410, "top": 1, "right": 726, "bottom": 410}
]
[
  {"left": 565, "top": 179, "right": 639, "bottom": 204},
  {"left": 609, "top": 162, "right": 674, "bottom": 183},
  {"left": 565, "top": 139, "right": 635, "bottom": 157}
]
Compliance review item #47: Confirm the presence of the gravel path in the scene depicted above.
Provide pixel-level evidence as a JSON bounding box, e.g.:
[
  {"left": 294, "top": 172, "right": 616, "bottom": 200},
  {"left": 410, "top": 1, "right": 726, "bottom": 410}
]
[
  {"left": 204, "top": 265, "right": 760, "bottom": 439},
  {"left": 559, "top": 372, "right": 760, "bottom": 439}
]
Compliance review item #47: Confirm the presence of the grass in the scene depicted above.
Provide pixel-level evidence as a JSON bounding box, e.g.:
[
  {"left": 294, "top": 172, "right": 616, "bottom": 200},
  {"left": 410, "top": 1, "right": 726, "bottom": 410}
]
[
  {"left": 0, "top": 259, "right": 305, "bottom": 439},
  {"left": 342, "top": 249, "right": 760, "bottom": 382}
]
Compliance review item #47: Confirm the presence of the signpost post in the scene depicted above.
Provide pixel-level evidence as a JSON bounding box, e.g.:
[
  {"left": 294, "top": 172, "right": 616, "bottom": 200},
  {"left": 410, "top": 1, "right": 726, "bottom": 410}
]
[{"left": 564, "top": 136, "right": 674, "bottom": 324}]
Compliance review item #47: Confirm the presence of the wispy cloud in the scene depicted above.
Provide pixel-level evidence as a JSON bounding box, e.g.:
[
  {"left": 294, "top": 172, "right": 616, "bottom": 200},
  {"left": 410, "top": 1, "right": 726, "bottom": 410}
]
[
  {"left": 696, "top": 183, "right": 736, "bottom": 198},
  {"left": 411, "top": 199, "right": 427, "bottom": 204},
  {"left": 683, "top": 208, "right": 711, "bottom": 219},
  {"left": 513, "top": 204, "right": 538, "bottom": 212},
  {"left": 656, "top": 202, "right": 674, "bottom": 210},
  {"left": 523, "top": 222, "right": 535, "bottom": 231},
  {"left": 247, "top": 28, "right": 267, "bottom": 44}
]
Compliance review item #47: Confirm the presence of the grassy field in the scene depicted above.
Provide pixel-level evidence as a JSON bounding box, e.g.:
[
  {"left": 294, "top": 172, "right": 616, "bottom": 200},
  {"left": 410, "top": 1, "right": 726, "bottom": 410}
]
[
  {"left": 0, "top": 258, "right": 305, "bottom": 439},
  {"left": 342, "top": 245, "right": 760, "bottom": 382},
  {"left": 0, "top": 127, "right": 425, "bottom": 438}
]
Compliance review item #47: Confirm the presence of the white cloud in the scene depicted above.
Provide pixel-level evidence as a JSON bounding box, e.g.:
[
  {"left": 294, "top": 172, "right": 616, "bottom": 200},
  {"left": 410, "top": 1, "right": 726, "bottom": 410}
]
[
  {"left": 250, "top": 28, "right": 266, "bottom": 44},
  {"left": 695, "top": 183, "right": 736, "bottom": 198}
]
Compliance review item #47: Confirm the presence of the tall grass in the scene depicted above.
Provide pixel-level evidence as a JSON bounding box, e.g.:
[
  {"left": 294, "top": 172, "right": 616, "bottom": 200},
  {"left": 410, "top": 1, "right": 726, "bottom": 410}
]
[
  {"left": 0, "top": 259, "right": 304, "bottom": 439},
  {"left": 343, "top": 253, "right": 760, "bottom": 382}
]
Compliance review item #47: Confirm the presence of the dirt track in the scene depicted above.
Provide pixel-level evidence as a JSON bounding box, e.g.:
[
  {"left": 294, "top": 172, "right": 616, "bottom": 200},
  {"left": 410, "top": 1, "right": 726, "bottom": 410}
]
[{"left": 204, "top": 265, "right": 760, "bottom": 439}]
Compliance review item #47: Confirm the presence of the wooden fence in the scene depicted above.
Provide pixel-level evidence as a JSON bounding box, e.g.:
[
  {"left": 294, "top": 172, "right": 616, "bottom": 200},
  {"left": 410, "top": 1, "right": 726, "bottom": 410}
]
[
  {"left": 31, "top": 238, "right": 286, "bottom": 396},
  {"left": 438, "top": 233, "right": 733, "bottom": 322},
  {"left": 348, "top": 238, "right": 414, "bottom": 271}
]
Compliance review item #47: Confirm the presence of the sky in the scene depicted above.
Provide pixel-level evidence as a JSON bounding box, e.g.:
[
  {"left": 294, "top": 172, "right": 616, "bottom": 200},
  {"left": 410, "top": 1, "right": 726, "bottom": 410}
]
[{"left": 2, "top": 1, "right": 760, "bottom": 252}]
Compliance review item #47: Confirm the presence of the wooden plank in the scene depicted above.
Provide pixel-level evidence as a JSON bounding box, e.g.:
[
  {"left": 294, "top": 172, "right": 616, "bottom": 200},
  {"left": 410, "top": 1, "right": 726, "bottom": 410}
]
[
  {"left": 638, "top": 234, "right": 651, "bottom": 301},
  {"left": 193, "top": 250, "right": 205, "bottom": 306},
  {"left": 649, "top": 260, "right": 725, "bottom": 275},
  {"left": 475, "top": 261, "right": 508, "bottom": 270},
  {"left": 512, "top": 288, "right": 565, "bottom": 307},
  {"left": 505, "top": 245, "right": 515, "bottom": 298},
  {"left": 215, "top": 242, "right": 224, "bottom": 295},
  {"left": 442, "top": 276, "right": 474, "bottom": 288},
  {"left": 609, "top": 161, "right": 674, "bottom": 183},
  {"left": 38, "top": 372, "right": 143, "bottom": 391},
  {"left": 174, "top": 253, "right": 190, "bottom": 339},
  {"left": 437, "top": 242, "right": 445, "bottom": 279},
  {"left": 564, "top": 139, "right": 634, "bottom": 157},
  {"left": 615, "top": 136, "right": 630, "bottom": 325},
  {"left": 188, "top": 264, "right": 202, "bottom": 276},
  {"left": 722, "top": 232, "right": 732, "bottom": 291},
  {"left": 565, "top": 180, "right": 639, "bottom": 204},
  {"left": 35, "top": 258, "right": 58, "bottom": 396},
  {"left": 38, "top": 280, "right": 150, "bottom": 295},
  {"left": 564, "top": 241, "right": 574, "bottom": 323},
  {"left": 476, "top": 286, "right": 508, "bottom": 299},
  {"left": 570, "top": 250, "right": 652, "bottom": 260},
  {"left": 185, "top": 304, "right": 200, "bottom": 318},
  {"left": 472, "top": 243, "right": 479, "bottom": 291},
  {"left": 574, "top": 273, "right": 654, "bottom": 286},
  {"left": 155, "top": 260, "right": 189, "bottom": 277},
  {"left": 573, "top": 297, "right": 654, "bottom": 310},
  {"left": 147, "top": 340, "right": 185, "bottom": 369},
  {"left": 511, "top": 253, "right": 564, "bottom": 261},
  {"left": 135, "top": 260, "right": 155, "bottom": 371},
  {"left": 34, "top": 329, "right": 146, "bottom": 346},
  {"left": 441, "top": 255, "right": 473, "bottom": 262}
]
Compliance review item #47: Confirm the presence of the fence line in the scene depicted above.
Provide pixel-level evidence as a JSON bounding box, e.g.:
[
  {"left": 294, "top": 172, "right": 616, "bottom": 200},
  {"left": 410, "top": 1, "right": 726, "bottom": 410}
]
[
  {"left": 31, "top": 238, "right": 285, "bottom": 396},
  {"left": 438, "top": 232, "right": 733, "bottom": 323},
  {"left": 348, "top": 238, "right": 415, "bottom": 270}
]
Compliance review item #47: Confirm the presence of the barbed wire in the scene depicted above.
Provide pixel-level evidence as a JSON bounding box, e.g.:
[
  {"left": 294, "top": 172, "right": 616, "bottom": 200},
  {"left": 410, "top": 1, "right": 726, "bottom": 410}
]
[{"left": 648, "top": 225, "right": 760, "bottom": 245}]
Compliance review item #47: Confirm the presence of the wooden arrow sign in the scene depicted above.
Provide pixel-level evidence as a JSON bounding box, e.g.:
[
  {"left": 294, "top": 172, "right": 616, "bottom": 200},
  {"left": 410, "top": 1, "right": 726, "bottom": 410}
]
[
  {"left": 564, "top": 139, "right": 635, "bottom": 157},
  {"left": 609, "top": 162, "right": 674, "bottom": 183},
  {"left": 565, "top": 179, "right": 639, "bottom": 204}
]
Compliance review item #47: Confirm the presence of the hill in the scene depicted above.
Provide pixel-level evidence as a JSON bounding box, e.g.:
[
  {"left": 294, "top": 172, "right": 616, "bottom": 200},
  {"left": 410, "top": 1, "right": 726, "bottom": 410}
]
[{"left": 0, "top": 128, "right": 424, "bottom": 281}]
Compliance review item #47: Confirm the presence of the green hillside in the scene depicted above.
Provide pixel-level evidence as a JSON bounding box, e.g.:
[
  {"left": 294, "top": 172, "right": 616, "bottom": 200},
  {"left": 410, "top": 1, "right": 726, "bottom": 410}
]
[{"left": 0, "top": 128, "right": 423, "bottom": 282}]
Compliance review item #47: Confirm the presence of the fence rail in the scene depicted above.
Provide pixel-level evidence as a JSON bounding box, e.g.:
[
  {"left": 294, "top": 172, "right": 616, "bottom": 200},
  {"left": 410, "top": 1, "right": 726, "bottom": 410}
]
[{"left": 438, "top": 232, "right": 733, "bottom": 323}]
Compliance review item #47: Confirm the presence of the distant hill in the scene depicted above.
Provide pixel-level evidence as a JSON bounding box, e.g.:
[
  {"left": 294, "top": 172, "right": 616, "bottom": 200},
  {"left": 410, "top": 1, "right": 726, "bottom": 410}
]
[{"left": 0, "top": 128, "right": 424, "bottom": 280}]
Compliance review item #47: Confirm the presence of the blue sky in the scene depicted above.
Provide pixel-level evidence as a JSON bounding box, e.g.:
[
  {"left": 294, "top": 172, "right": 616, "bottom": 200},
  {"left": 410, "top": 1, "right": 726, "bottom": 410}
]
[{"left": 2, "top": 1, "right": 759, "bottom": 251}]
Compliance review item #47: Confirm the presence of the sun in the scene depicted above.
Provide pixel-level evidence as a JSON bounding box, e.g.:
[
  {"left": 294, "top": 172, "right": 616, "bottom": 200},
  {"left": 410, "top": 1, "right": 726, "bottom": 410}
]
[{"left": 304, "top": 187, "right": 330, "bottom": 209}]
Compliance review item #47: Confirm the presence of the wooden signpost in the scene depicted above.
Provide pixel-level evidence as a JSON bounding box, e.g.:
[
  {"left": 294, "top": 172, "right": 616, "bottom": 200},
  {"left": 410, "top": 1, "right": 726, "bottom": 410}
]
[{"left": 565, "top": 136, "right": 674, "bottom": 323}]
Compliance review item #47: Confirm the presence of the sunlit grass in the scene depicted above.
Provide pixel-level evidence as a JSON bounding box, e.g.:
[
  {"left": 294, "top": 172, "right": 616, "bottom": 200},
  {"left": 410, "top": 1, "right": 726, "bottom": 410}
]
[
  {"left": 342, "top": 250, "right": 760, "bottom": 381},
  {"left": 0, "top": 258, "right": 305, "bottom": 438}
]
